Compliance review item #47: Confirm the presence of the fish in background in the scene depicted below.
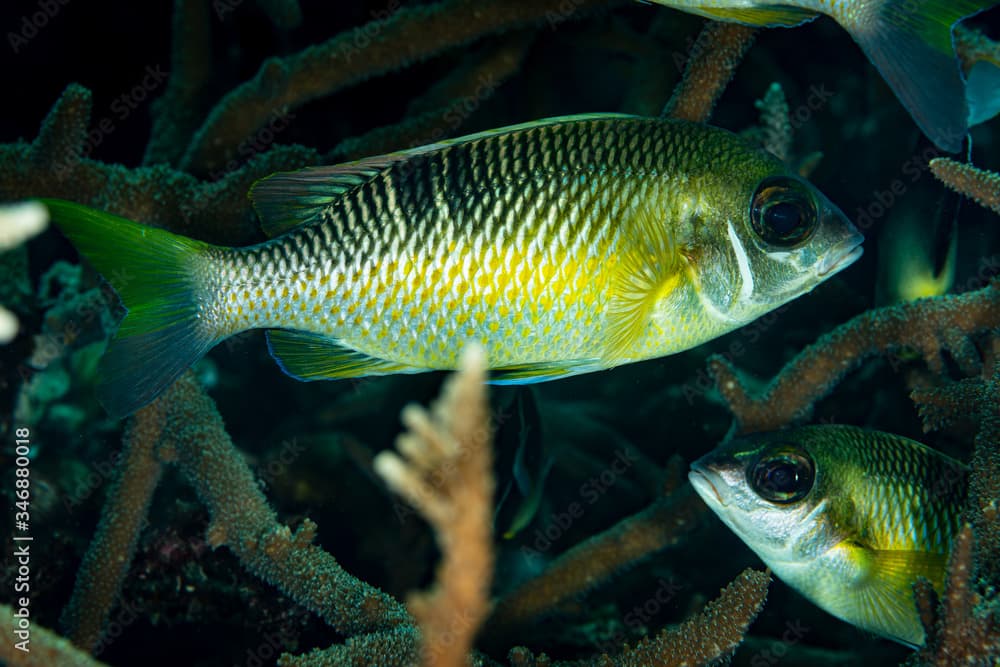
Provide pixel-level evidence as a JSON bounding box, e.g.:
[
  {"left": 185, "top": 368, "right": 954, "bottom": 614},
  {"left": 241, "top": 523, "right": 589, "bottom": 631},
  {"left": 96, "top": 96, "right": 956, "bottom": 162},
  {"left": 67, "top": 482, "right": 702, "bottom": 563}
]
[
  {"left": 645, "top": 0, "right": 999, "bottom": 152},
  {"left": 876, "top": 153, "right": 960, "bottom": 305},
  {"left": 689, "top": 424, "right": 967, "bottom": 646},
  {"left": 46, "top": 114, "right": 863, "bottom": 418}
]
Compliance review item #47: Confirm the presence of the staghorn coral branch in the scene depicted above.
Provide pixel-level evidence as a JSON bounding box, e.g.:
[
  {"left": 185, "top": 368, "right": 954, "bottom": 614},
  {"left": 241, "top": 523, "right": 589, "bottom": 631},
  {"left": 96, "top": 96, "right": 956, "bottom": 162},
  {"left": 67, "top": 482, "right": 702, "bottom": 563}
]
[
  {"left": 60, "top": 397, "right": 166, "bottom": 652},
  {"left": 0, "top": 604, "right": 109, "bottom": 667},
  {"left": 662, "top": 21, "right": 757, "bottom": 123},
  {"left": 710, "top": 281, "right": 1000, "bottom": 434},
  {"left": 29, "top": 83, "right": 91, "bottom": 170},
  {"left": 753, "top": 82, "right": 791, "bottom": 163},
  {"left": 278, "top": 627, "right": 424, "bottom": 667},
  {"left": 157, "top": 372, "right": 411, "bottom": 637},
  {"left": 486, "top": 483, "right": 708, "bottom": 641},
  {"left": 180, "top": 0, "right": 618, "bottom": 174},
  {"left": 930, "top": 158, "right": 1000, "bottom": 216},
  {"left": 0, "top": 84, "right": 318, "bottom": 245},
  {"left": 374, "top": 345, "right": 495, "bottom": 667},
  {"left": 908, "top": 524, "right": 1000, "bottom": 665},
  {"left": 905, "top": 338, "right": 1000, "bottom": 664},
  {"left": 143, "top": 0, "right": 214, "bottom": 166},
  {"left": 328, "top": 31, "right": 535, "bottom": 163},
  {"left": 590, "top": 568, "right": 770, "bottom": 667}
]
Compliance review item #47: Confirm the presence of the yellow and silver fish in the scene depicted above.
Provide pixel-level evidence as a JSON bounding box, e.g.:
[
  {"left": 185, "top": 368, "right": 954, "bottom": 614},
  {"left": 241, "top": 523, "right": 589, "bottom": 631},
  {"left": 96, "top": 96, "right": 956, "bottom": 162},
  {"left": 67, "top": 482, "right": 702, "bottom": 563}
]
[
  {"left": 689, "top": 424, "right": 967, "bottom": 646},
  {"left": 45, "top": 114, "right": 863, "bottom": 417},
  {"left": 645, "top": 0, "right": 997, "bottom": 152}
]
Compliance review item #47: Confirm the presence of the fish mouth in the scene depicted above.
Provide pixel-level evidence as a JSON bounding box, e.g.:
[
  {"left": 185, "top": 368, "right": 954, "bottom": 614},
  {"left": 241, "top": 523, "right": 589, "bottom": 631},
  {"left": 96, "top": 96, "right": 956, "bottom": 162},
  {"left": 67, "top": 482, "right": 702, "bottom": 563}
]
[
  {"left": 688, "top": 466, "right": 728, "bottom": 508},
  {"left": 817, "top": 231, "right": 864, "bottom": 277}
]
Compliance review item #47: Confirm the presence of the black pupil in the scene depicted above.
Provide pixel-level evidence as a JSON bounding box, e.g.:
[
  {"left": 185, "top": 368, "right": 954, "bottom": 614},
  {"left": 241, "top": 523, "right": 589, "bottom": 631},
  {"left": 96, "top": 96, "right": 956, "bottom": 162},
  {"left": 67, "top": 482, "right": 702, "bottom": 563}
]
[
  {"left": 749, "top": 448, "right": 814, "bottom": 504},
  {"left": 765, "top": 462, "right": 799, "bottom": 492},
  {"left": 751, "top": 178, "right": 817, "bottom": 247},
  {"left": 764, "top": 201, "right": 802, "bottom": 236}
]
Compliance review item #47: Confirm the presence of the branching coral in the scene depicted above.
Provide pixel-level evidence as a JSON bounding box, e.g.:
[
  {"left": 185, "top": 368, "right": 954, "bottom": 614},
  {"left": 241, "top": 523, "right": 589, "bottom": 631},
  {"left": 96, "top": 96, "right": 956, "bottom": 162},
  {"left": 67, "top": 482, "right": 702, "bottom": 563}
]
[
  {"left": 179, "top": 0, "right": 620, "bottom": 174},
  {"left": 486, "top": 479, "right": 707, "bottom": 643},
  {"left": 930, "top": 158, "right": 1000, "bottom": 216},
  {"left": 374, "top": 346, "right": 496, "bottom": 667},
  {"left": 907, "top": 343, "right": 1000, "bottom": 664},
  {"left": 751, "top": 82, "right": 792, "bottom": 164},
  {"left": 142, "top": 0, "right": 214, "bottom": 167},
  {"left": 60, "top": 372, "right": 412, "bottom": 663},
  {"left": 0, "top": 84, "right": 317, "bottom": 245},
  {"left": 501, "top": 568, "right": 769, "bottom": 667},
  {"left": 61, "top": 398, "right": 165, "bottom": 651},
  {"left": 328, "top": 32, "right": 535, "bottom": 163},
  {"left": 910, "top": 523, "right": 1000, "bottom": 666},
  {"left": 662, "top": 21, "right": 757, "bottom": 123},
  {"left": 588, "top": 568, "right": 770, "bottom": 667},
  {"left": 709, "top": 280, "right": 1000, "bottom": 434}
]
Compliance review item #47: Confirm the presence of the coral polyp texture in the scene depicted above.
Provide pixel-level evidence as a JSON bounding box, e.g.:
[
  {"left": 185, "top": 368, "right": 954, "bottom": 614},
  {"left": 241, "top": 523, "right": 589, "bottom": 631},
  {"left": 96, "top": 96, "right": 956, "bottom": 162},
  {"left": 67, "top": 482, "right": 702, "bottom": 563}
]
[{"left": 1, "top": 1, "right": 999, "bottom": 666}]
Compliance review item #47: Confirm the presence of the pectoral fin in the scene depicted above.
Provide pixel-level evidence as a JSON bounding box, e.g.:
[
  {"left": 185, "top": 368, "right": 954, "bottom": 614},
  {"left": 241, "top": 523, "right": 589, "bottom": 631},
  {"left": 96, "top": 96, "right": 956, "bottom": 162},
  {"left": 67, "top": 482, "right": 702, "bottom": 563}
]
[
  {"left": 605, "top": 203, "right": 683, "bottom": 363},
  {"left": 836, "top": 540, "right": 948, "bottom": 646}
]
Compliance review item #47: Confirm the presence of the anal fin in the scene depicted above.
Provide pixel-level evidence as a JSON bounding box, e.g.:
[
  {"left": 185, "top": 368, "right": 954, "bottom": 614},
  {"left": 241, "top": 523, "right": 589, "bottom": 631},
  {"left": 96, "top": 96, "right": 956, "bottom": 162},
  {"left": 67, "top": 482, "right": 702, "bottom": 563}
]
[
  {"left": 488, "top": 359, "right": 601, "bottom": 385},
  {"left": 266, "top": 330, "right": 419, "bottom": 381},
  {"left": 665, "top": 4, "right": 819, "bottom": 27}
]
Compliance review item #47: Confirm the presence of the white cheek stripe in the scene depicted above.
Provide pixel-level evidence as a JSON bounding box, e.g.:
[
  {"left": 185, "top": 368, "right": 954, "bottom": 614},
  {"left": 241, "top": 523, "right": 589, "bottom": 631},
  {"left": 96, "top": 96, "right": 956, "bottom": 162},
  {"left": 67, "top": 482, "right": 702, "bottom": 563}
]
[{"left": 727, "top": 220, "right": 755, "bottom": 302}]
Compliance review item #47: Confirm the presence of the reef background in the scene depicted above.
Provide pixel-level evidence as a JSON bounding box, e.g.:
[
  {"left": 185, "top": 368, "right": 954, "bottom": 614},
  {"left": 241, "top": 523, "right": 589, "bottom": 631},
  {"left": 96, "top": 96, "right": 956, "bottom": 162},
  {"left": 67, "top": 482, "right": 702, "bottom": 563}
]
[{"left": 1, "top": 1, "right": 999, "bottom": 666}]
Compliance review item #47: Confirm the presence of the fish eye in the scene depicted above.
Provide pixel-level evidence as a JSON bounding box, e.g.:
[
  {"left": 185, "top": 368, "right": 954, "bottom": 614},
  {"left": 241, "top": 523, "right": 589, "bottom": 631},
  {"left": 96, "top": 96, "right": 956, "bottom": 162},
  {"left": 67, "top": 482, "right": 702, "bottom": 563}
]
[
  {"left": 750, "top": 176, "right": 818, "bottom": 247},
  {"left": 748, "top": 445, "right": 815, "bottom": 504}
]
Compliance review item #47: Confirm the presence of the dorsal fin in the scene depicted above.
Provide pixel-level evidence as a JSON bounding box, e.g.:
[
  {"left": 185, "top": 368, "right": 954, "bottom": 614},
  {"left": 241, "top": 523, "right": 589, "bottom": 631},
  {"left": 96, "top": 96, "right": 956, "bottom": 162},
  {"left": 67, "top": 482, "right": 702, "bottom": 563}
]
[
  {"left": 249, "top": 159, "right": 390, "bottom": 237},
  {"left": 249, "top": 113, "right": 640, "bottom": 238}
]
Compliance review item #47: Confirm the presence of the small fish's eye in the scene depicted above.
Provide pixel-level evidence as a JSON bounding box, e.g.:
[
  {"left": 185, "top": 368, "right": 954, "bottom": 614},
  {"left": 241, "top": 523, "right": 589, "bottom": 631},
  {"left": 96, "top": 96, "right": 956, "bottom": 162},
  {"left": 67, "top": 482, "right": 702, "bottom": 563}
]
[
  {"left": 750, "top": 176, "right": 818, "bottom": 247},
  {"left": 748, "top": 446, "right": 814, "bottom": 504}
]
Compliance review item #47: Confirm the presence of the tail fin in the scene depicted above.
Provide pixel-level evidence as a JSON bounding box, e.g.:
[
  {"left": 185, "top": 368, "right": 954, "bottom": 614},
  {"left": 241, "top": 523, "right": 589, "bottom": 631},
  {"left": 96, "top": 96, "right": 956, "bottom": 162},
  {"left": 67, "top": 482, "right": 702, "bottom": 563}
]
[
  {"left": 850, "top": 0, "right": 993, "bottom": 152},
  {"left": 967, "top": 59, "right": 1000, "bottom": 127},
  {"left": 43, "top": 199, "right": 218, "bottom": 418}
]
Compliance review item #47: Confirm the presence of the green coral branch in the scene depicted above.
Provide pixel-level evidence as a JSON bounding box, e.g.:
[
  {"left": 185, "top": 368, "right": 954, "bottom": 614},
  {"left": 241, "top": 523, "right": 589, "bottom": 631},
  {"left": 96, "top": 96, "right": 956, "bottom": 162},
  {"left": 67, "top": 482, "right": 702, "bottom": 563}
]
[
  {"left": 178, "top": 0, "right": 619, "bottom": 174},
  {"left": 486, "top": 481, "right": 707, "bottom": 644},
  {"left": 0, "top": 84, "right": 318, "bottom": 245},
  {"left": 710, "top": 281, "right": 1000, "bottom": 434},
  {"left": 60, "top": 397, "right": 165, "bottom": 651}
]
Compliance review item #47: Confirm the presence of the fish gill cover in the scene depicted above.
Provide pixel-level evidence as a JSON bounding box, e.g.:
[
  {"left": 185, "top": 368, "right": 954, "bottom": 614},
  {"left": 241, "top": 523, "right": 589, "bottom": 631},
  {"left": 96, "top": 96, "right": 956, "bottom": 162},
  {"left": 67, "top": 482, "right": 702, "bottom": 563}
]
[{"left": 0, "top": 1, "right": 998, "bottom": 666}]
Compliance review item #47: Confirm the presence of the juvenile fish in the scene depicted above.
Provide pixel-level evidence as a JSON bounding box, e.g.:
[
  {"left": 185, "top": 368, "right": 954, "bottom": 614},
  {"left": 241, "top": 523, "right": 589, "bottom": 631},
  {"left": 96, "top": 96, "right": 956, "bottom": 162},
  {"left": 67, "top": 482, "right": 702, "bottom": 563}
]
[
  {"left": 647, "top": 0, "right": 998, "bottom": 152},
  {"left": 46, "top": 114, "right": 862, "bottom": 417},
  {"left": 689, "top": 424, "right": 967, "bottom": 646}
]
